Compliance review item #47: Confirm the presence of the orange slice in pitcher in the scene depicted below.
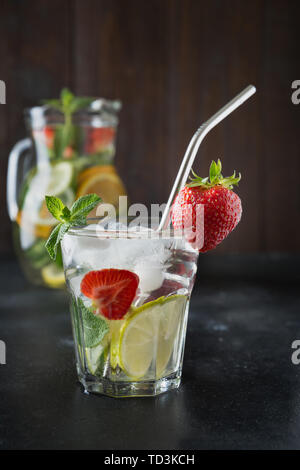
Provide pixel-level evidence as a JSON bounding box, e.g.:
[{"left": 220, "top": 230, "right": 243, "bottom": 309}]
[
  {"left": 77, "top": 165, "right": 115, "bottom": 186},
  {"left": 16, "top": 210, "right": 53, "bottom": 239},
  {"left": 77, "top": 166, "right": 127, "bottom": 216}
]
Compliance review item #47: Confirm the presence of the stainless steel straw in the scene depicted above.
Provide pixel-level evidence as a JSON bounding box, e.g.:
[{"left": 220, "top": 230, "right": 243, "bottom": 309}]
[{"left": 158, "top": 85, "right": 256, "bottom": 232}]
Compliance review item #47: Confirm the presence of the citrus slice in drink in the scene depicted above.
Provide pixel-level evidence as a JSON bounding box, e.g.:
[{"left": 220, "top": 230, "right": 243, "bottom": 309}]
[
  {"left": 76, "top": 167, "right": 127, "bottom": 215},
  {"left": 85, "top": 341, "right": 109, "bottom": 375},
  {"left": 119, "top": 295, "right": 187, "bottom": 380},
  {"left": 109, "top": 320, "right": 124, "bottom": 369},
  {"left": 41, "top": 264, "right": 65, "bottom": 288},
  {"left": 155, "top": 295, "right": 187, "bottom": 378}
]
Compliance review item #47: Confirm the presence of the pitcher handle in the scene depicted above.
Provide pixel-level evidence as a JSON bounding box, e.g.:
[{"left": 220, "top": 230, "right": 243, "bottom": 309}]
[{"left": 7, "top": 138, "right": 32, "bottom": 221}]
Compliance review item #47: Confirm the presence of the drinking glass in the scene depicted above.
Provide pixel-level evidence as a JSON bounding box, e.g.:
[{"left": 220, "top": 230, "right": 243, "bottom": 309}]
[{"left": 61, "top": 219, "right": 199, "bottom": 397}]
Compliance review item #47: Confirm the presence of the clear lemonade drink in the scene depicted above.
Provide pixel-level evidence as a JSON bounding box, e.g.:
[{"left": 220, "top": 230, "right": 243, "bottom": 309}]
[{"left": 61, "top": 221, "right": 198, "bottom": 397}]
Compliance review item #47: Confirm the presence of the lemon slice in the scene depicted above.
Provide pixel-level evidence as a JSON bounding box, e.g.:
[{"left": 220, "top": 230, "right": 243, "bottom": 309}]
[
  {"left": 76, "top": 170, "right": 127, "bottom": 215},
  {"left": 20, "top": 160, "right": 74, "bottom": 232},
  {"left": 46, "top": 161, "right": 74, "bottom": 195},
  {"left": 119, "top": 295, "right": 187, "bottom": 380},
  {"left": 109, "top": 319, "right": 124, "bottom": 369},
  {"left": 156, "top": 295, "right": 187, "bottom": 378},
  {"left": 41, "top": 264, "right": 65, "bottom": 288}
]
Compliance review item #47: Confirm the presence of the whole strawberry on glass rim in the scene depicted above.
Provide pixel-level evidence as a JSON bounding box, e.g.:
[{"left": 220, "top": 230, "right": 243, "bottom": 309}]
[{"left": 172, "top": 159, "right": 242, "bottom": 252}]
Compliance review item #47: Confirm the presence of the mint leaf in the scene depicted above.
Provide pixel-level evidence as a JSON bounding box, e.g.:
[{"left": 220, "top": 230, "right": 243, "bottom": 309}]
[
  {"left": 45, "top": 222, "right": 70, "bottom": 260},
  {"left": 62, "top": 206, "right": 71, "bottom": 221},
  {"left": 43, "top": 89, "right": 95, "bottom": 115},
  {"left": 70, "top": 194, "right": 101, "bottom": 221},
  {"left": 45, "top": 196, "right": 67, "bottom": 222},
  {"left": 70, "top": 97, "right": 95, "bottom": 113},
  {"left": 78, "top": 299, "right": 109, "bottom": 348},
  {"left": 45, "top": 196, "right": 73, "bottom": 223},
  {"left": 61, "top": 88, "right": 74, "bottom": 111},
  {"left": 42, "top": 89, "right": 96, "bottom": 160},
  {"left": 45, "top": 223, "right": 62, "bottom": 260},
  {"left": 45, "top": 193, "right": 102, "bottom": 260}
]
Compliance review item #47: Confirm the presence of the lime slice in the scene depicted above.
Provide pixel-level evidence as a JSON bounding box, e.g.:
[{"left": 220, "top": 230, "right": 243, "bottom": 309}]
[
  {"left": 21, "top": 161, "right": 74, "bottom": 228},
  {"left": 41, "top": 264, "right": 65, "bottom": 288},
  {"left": 109, "top": 320, "right": 124, "bottom": 369},
  {"left": 46, "top": 161, "right": 73, "bottom": 195},
  {"left": 156, "top": 295, "right": 187, "bottom": 378},
  {"left": 119, "top": 295, "right": 187, "bottom": 380},
  {"left": 85, "top": 341, "right": 108, "bottom": 375}
]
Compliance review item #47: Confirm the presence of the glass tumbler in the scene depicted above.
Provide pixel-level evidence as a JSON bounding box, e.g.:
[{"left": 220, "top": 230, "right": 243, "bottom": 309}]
[{"left": 61, "top": 219, "right": 199, "bottom": 397}]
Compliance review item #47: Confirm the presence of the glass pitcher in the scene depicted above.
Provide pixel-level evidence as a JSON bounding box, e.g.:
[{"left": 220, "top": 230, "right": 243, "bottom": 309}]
[{"left": 7, "top": 99, "right": 127, "bottom": 288}]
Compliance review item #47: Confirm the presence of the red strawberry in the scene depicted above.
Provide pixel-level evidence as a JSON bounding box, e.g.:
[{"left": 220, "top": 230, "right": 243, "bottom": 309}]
[
  {"left": 80, "top": 269, "right": 139, "bottom": 320},
  {"left": 44, "top": 126, "right": 55, "bottom": 149},
  {"left": 86, "top": 127, "right": 115, "bottom": 153},
  {"left": 32, "top": 126, "right": 55, "bottom": 149},
  {"left": 172, "top": 159, "right": 242, "bottom": 253}
]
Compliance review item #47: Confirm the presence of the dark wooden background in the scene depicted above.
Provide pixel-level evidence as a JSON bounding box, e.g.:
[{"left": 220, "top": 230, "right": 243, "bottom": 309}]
[{"left": 0, "top": 0, "right": 299, "bottom": 256}]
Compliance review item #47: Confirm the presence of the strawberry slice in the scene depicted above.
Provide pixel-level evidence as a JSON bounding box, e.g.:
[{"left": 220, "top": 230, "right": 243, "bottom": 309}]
[
  {"left": 85, "top": 127, "right": 115, "bottom": 153},
  {"left": 80, "top": 269, "right": 139, "bottom": 320}
]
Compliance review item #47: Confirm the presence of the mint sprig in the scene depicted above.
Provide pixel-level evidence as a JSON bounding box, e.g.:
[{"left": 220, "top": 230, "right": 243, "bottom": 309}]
[
  {"left": 42, "top": 88, "right": 96, "bottom": 159},
  {"left": 42, "top": 88, "right": 96, "bottom": 116},
  {"left": 45, "top": 193, "right": 101, "bottom": 260},
  {"left": 78, "top": 298, "right": 109, "bottom": 348},
  {"left": 187, "top": 159, "right": 241, "bottom": 190}
]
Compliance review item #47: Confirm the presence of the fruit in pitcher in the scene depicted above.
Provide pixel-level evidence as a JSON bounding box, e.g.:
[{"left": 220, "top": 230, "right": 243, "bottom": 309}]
[
  {"left": 76, "top": 166, "right": 127, "bottom": 216},
  {"left": 80, "top": 269, "right": 139, "bottom": 320},
  {"left": 77, "top": 165, "right": 115, "bottom": 186},
  {"left": 41, "top": 264, "right": 65, "bottom": 288},
  {"left": 172, "top": 159, "right": 242, "bottom": 252},
  {"left": 33, "top": 126, "right": 55, "bottom": 149},
  {"left": 85, "top": 127, "right": 115, "bottom": 153}
]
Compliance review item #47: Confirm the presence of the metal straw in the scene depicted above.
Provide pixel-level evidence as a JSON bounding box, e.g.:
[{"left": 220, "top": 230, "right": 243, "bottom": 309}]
[{"left": 158, "top": 84, "right": 256, "bottom": 232}]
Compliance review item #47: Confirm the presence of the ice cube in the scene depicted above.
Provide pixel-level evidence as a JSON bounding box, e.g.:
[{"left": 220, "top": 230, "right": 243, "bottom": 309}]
[
  {"left": 62, "top": 232, "right": 112, "bottom": 270},
  {"left": 67, "top": 273, "right": 83, "bottom": 298},
  {"left": 62, "top": 225, "right": 172, "bottom": 279},
  {"left": 134, "top": 260, "right": 164, "bottom": 292}
]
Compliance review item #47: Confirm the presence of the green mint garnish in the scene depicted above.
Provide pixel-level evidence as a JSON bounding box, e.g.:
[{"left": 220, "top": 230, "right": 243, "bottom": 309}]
[
  {"left": 42, "top": 88, "right": 96, "bottom": 159},
  {"left": 45, "top": 193, "right": 101, "bottom": 260},
  {"left": 79, "top": 298, "right": 109, "bottom": 348},
  {"left": 43, "top": 88, "right": 95, "bottom": 116},
  {"left": 187, "top": 159, "right": 241, "bottom": 190}
]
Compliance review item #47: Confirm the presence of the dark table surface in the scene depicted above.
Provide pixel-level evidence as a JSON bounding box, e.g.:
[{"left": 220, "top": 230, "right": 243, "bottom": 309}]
[{"left": 1, "top": 257, "right": 300, "bottom": 450}]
